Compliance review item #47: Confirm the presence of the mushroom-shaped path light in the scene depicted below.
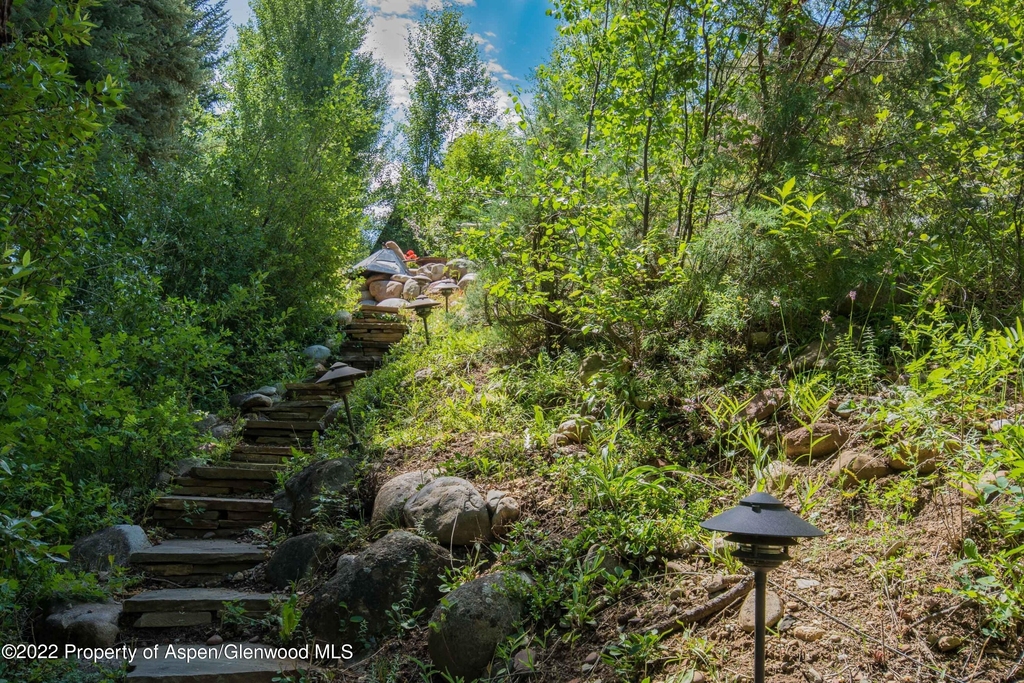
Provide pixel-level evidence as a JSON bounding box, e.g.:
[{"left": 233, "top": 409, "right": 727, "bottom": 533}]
[
  {"left": 700, "top": 492, "right": 825, "bottom": 683},
  {"left": 406, "top": 296, "right": 441, "bottom": 345},
  {"left": 316, "top": 362, "right": 367, "bottom": 449}
]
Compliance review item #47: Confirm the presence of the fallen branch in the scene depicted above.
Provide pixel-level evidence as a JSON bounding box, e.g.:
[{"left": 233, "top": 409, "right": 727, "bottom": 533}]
[
  {"left": 907, "top": 599, "right": 975, "bottom": 630},
  {"left": 647, "top": 575, "right": 753, "bottom": 636}
]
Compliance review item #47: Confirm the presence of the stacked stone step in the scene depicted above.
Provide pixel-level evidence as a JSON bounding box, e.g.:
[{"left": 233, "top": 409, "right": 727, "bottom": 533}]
[
  {"left": 123, "top": 588, "right": 274, "bottom": 628},
  {"left": 129, "top": 539, "right": 267, "bottom": 585},
  {"left": 336, "top": 313, "right": 410, "bottom": 371},
  {"left": 230, "top": 444, "right": 310, "bottom": 465},
  {"left": 150, "top": 496, "right": 274, "bottom": 539},
  {"left": 170, "top": 464, "right": 279, "bottom": 497}
]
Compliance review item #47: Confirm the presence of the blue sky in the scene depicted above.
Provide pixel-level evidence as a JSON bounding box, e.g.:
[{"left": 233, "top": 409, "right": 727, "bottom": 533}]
[{"left": 223, "top": 0, "right": 557, "bottom": 112}]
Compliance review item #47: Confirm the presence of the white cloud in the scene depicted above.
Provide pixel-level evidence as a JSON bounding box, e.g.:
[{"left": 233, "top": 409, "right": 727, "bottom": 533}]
[{"left": 366, "top": 0, "right": 474, "bottom": 13}]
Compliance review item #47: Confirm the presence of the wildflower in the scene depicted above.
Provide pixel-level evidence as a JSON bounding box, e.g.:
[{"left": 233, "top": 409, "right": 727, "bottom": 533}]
[
  {"left": 771, "top": 296, "right": 781, "bottom": 308},
  {"left": 405, "top": 249, "right": 418, "bottom": 260},
  {"left": 848, "top": 290, "right": 857, "bottom": 301},
  {"left": 681, "top": 398, "right": 697, "bottom": 413},
  {"left": 821, "top": 311, "right": 832, "bottom": 323}
]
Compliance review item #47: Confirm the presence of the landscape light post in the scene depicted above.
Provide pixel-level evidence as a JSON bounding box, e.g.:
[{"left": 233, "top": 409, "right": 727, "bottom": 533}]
[
  {"left": 700, "top": 492, "right": 825, "bottom": 683},
  {"left": 315, "top": 362, "right": 367, "bottom": 450},
  {"left": 407, "top": 296, "right": 441, "bottom": 345},
  {"left": 436, "top": 282, "right": 458, "bottom": 313}
]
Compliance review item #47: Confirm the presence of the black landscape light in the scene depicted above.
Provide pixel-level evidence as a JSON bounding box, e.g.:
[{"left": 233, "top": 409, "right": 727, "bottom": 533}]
[
  {"left": 316, "top": 362, "right": 367, "bottom": 449},
  {"left": 700, "top": 492, "right": 825, "bottom": 683},
  {"left": 435, "top": 281, "right": 459, "bottom": 313},
  {"left": 406, "top": 296, "right": 441, "bottom": 345}
]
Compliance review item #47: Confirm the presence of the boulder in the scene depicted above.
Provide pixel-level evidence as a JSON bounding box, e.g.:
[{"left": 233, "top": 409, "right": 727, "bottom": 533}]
[
  {"left": 428, "top": 572, "right": 531, "bottom": 681},
  {"left": 371, "top": 470, "right": 436, "bottom": 526},
  {"left": 742, "top": 388, "right": 785, "bottom": 423},
  {"left": 319, "top": 402, "right": 345, "bottom": 431},
  {"left": 829, "top": 450, "right": 891, "bottom": 488},
  {"left": 425, "top": 278, "right": 457, "bottom": 295},
  {"left": 195, "top": 413, "right": 219, "bottom": 434},
  {"left": 888, "top": 441, "right": 955, "bottom": 474},
  {"left": 584, "top": 544, "right": 627, "bottom": 581},
  {"left": 211, "top": 423, "right": 234, "bottom": 440},
  {"left": 333, "top": 310, "right": 353, "bottom": 327},
  {"left": 965, "top": 470, "right": 1010, "bottom": 504},
  {"left": 274, "top": 459, "right": 357, "bottom": 531},
  {"left": 365, "top": 273, "right": 391, "bottom": 284},
  {"left": 256, "top": 386, "right": 278, "bottom": 397},
  {"left": 265, "top": 533, "right": 334, "bottom": 589},
  {"left": 486, "top": 491, "right": 521, "bottom": 537},
  {"left": 44, "top": 602, "right": 121, "bottom": 648},
  {"left": 302, "top": 531, "right": 450, "bottom": 646},
  {"left": 359, "top": 299, "right": 379, "bottom": 307},
  {"left": 739, "top": 589, "right": 784, "bottom": 633},
  {"left": 458, "top": 273, "right": 477, "bottom": 290},
  {"left": 402, "top": 279, "right": 421, "bottom": 300},
  {"left": 370, "top": 280, "right": 404, "bottom": 301},
  {"left": 375, "top": 297, "right": 407, "bottom": 310},
  {"left": 783, "top": 423, "right": 848, "bottom": 462},
  {"left": 425, "top": 263, "right": 446, "bottom": 281},
  {"left": 550, "top": 418, "right": 591, "bottom": 445},
  {"left": 448, "top": 258, "right": 472, "bottom": 278},
  {"left": 229, "top": 392, "right": 274, "bottom": 410},
  {"left": 579, "top": 354, "right": 607, "bottom": 383},
  {"left": 788, "top": 335, "right": 842, "bottom": 374},
  {"left": 71, "top": 525, "right": 151, "bottom": 572},
  {"left": 762, "top": 460, "right": 798, "bottom": 494},
  {"left": 391, "top": 273, "right": 412, "bottom": 284},
  {"left": 403, "top": 477, "right": 492, "bottom": 546},
  {"left": 302, "top": 345, "right": 332, "bottom": 363},
  {"left": 412, "top": 274, "right": 433, "bottom": 287}
]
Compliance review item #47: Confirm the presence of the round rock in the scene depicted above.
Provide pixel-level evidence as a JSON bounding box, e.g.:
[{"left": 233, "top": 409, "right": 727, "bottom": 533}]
[
  {"left": 738, "top": 589, "right": 784, "bottom": 633},
  {"left": 265, "top": 533, "right": 334, "bottom": 589},
  {"left": 302, "top": 345, "right": 331, "bottom": 363},
  {"left": 71, "top": 525, "right": 151, "bottom": 572},
  {"left": 274, "top": 459, "right": 357, "bottom": 532},
  {"left": 403, "top": 477, "right": 492, "bottom": 546},
  {"left": 371, "top": 470, "right": 436, "bottom": 527},
  {"left": 783, "top": 423, "right": 848, "bottom": 462},
  {"left": 301, "top": 531, "right": 450, "bottom": 647},
  {"left": 428, "top": 572, "right": 532, "bottom": 680}
]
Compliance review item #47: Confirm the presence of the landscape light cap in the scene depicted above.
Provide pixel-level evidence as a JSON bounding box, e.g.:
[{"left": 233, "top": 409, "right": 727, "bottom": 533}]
[
  {"left": 700, "top": 492, "right": 825, "bottom": 541},
  {"left": 316, "top": 362, "right": 366, "bottom": 384}
]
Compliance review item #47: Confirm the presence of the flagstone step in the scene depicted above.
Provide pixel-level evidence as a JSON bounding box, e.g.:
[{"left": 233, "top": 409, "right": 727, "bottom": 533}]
[
  {"left": 130, "top": 540, "right": 268, "bottom": 580},
  {"left": 230, "top": 451, "right": 288, "bottom": 465},
  {"left": 126, "top": 642, "right": 301, "bottom": 682},
  {"left": 190, "top": 466, "right": 279, "bottom": 481},
  {"left": 242, "top": 420, "right": 321, "bottom": 431},
  {"left": 131, "top": 539, "right": 268, "bottom": 565},
  {"left": 124, "top": 588, "right": 275, "bottom": 627},
  {"left": 153, "top": 496, "right": 273, "bottom": 513},
  {"left": 150, "top": 497, "right": 274, "bottom": 534}
]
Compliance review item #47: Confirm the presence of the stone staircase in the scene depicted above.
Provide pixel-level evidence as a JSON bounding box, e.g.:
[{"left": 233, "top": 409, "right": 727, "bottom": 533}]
[
  {"left": 124, "top": 376, "right": 361, "bottom": 681},
  {"left": 335, "top": 308, "right": 411, "bottom": 372}
]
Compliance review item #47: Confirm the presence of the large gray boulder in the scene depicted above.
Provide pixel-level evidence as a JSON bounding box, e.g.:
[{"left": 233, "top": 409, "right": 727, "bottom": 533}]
[
  {"left": 274, "top": 459, "right": 357, "bottom": 532},
  {"left": 302, "top": 345, "right": 332, "bottom": 363},
  {"left": 71, "top": 525, "right": 150, "bottom": 572},
  {"left": 302, "top": 531, "right": 450, "bottom": 647},
  {"left": 403, "top": 477, "right": 492, "bottom": 546},
  {"left": 265, "top": 533, "right": 335, "bottom": 589},
  {"left": 44, "top": 602, "right": 121, "bottom": 647},
  {"left": 229, "top": 392, "right": 274, "bottom": 410},
  {"left": 428, "top": 572, "right": 531, "bottom": 680},
  {"left": 319, "top": 402, "right": 345, "bottom": 431},
  {"left": 371, "top": 470, "right": 436, "bottom": 526}
]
